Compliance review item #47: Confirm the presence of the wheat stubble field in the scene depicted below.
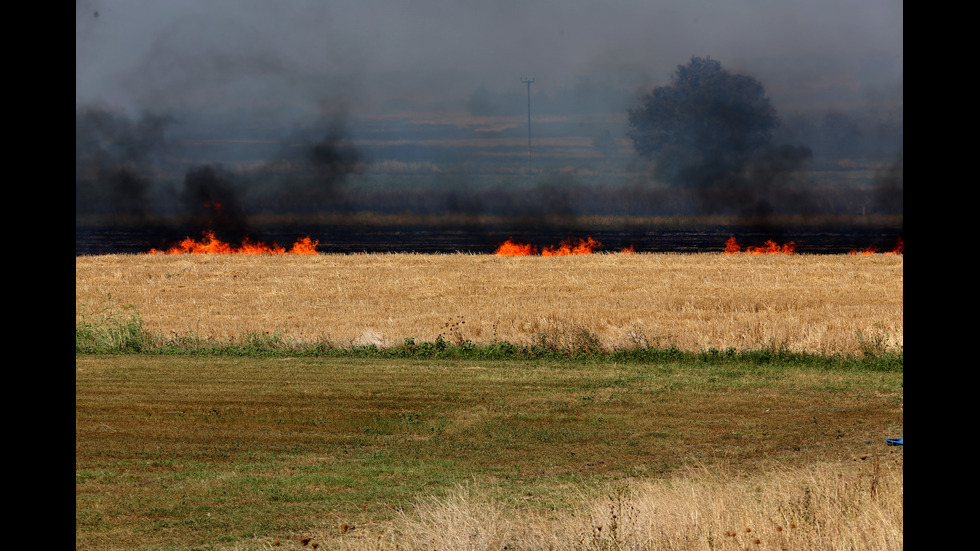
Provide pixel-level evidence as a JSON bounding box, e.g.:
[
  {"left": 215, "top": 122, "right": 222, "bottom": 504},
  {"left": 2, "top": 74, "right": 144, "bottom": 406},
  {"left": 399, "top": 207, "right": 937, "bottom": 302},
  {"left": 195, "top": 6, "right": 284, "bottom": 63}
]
[{"left": 75, "top": 252, "right": 902, "bottom": 355}]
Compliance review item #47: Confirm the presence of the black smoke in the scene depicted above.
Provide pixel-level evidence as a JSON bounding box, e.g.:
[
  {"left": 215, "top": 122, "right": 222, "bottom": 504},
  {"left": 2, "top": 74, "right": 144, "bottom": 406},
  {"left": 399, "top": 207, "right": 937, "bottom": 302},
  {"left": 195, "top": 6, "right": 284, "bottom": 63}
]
[
  {"left": 261, "top": 117, "right": 364, "bottom": 215},
  {"left": 872, "top": 152, "right": 903, "bottom": 216},
  {"left": 175, "top": 164, "right": 252, "bottom": 239},
  {"left": 75, "top": 107, "right": 175, "bottom": 220},
  {"left": 76, "top": 106, "right": 364, "bottom": 244}
]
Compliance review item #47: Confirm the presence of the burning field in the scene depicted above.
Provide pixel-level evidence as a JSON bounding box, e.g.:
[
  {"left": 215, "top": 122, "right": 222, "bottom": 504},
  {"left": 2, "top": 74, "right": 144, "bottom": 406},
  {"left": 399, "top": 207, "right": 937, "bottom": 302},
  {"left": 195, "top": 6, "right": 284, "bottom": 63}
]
[
  {"left": 147, "top": 230, "right": 319, "bottom": 255},
  {"left": 76, "top": 248, "right": 903, "bottom": 356},
  {"left": 493, "top": 236, "right": 605, "bottom": 256}
]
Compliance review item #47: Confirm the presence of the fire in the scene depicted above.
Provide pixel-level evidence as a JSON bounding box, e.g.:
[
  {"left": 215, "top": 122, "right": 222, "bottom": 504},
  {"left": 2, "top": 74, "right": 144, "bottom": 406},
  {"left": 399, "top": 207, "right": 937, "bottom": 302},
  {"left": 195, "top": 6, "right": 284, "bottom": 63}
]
[
  {"left": 850, "top": 245, "right": 879, "bottom": 255},
  {"left": 202, "top": 201, "right": 224, "bottom": 214},
  {"left": 288, "top": 236, "right": 319, "bottom": 255},
  {"left": 746, "top": 240, "right": 797, "bottom": 255},
  {"left": 146, "top": 230, "right": 319, "bottom": 255},
  {"left": 724, "top": 236, "right": 741, "bottom": 254},
  {"left": 892, "top": 237, "right": 904, "bottom": 254},
  {"left": 723, "top": 236, "right": 797, "bottom": 255},
  {"left": 542, "top": 236, "right": 602, "bottom": 256},
  {"left": 849, "top": 237, "right": 903, "bottom": 255},
  {"left": 493, "top": 236, "right": 604, "bottom": 256},
  {"left": 493, "top": 239, "right": 538, "bottom": 256}
]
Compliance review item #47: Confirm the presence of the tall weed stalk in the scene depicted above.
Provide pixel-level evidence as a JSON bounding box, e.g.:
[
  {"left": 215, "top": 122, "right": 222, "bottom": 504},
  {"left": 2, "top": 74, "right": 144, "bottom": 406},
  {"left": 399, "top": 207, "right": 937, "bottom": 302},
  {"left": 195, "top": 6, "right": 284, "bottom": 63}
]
[{"left": 76, "top": 299, "right": 151, "bottom": 353}]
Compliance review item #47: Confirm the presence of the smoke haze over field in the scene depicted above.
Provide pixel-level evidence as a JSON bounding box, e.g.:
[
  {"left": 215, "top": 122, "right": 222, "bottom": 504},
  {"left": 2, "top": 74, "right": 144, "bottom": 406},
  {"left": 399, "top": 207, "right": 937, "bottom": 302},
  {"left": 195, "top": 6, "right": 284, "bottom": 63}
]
[
  {"left": 76, "top": 0, "right": 902, "bottom": 117},
  {"left": 77, "top": 0, "right": 902, "bottom": 251}
]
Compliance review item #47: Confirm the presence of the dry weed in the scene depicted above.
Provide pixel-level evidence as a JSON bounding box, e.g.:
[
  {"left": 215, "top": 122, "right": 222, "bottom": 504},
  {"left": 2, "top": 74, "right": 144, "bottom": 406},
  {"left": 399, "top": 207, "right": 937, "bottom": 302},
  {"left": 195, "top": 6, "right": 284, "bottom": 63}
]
[{"left": 289, "top": 457, "right": 902, "bottom": 551}]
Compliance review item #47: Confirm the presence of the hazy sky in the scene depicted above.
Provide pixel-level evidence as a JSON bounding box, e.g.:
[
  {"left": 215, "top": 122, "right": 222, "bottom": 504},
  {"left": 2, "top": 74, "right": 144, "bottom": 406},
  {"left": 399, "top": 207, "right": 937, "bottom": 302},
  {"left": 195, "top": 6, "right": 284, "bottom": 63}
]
[{"left": 76, "top": 0, "right": 902, "bottom": 121}]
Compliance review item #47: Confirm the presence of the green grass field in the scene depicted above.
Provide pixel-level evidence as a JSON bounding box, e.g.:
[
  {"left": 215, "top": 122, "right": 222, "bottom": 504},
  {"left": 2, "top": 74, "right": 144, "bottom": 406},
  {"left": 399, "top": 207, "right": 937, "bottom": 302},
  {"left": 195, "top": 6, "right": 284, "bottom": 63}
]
[{"left": 76, "top": 354, "right": 902, "bottom": 550}]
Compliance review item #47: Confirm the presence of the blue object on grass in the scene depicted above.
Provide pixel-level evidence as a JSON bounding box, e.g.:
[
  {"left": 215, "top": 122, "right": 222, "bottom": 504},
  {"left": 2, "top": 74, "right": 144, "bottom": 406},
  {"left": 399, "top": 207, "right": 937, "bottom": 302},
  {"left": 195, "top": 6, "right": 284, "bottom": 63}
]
[{"left": 886, "top": 438, "right": 903, "bottom": 446}]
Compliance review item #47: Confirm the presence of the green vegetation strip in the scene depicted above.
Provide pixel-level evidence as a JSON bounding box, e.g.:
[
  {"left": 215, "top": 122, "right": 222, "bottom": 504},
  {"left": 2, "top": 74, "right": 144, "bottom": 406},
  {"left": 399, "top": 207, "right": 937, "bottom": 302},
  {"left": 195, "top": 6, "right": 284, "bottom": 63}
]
[
  {"left": 76, "top": 308, "right": 902, "bottom": 372},
  {"left": 76, "top": 353, "right": 903, "bottom": 550}
]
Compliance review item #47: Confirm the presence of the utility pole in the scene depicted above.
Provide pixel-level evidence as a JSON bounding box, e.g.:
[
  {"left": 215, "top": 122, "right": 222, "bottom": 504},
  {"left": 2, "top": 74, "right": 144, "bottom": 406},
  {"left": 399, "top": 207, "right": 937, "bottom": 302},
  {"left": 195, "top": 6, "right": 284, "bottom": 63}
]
[{"left": 521, "top": 77, "right": 534, "bottom": 172}]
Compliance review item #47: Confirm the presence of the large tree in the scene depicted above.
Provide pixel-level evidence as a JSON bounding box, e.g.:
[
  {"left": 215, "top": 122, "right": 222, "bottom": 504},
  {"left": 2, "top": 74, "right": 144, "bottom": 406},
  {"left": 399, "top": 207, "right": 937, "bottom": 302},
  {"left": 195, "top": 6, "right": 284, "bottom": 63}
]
[{"left": 628, "top": 57, "right": 781, "bottom": 189}]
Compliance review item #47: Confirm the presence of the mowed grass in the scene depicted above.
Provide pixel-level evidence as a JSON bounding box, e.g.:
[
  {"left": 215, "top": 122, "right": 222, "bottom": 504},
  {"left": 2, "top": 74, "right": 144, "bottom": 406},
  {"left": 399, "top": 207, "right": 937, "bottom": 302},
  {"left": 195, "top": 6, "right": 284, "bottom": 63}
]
[
  {"left": 75, "top": 252, "right": 903, "bottom": 356},
  {"left": 76, "top": 355, "right": 903, "bottom": 550}
]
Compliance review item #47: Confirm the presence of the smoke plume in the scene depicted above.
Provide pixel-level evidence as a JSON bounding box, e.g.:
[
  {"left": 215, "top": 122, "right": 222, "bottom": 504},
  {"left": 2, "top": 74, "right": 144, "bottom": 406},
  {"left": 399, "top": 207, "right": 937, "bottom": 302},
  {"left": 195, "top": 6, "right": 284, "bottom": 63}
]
[
  {"left": 76, "top": 105, "right": 364, "bottom": 237},
  {"left": 77, "top": 2, "right": 901, "bottom": 253},
  {"left": 75, "top": 107, "right": 174, "bottom": 220}
]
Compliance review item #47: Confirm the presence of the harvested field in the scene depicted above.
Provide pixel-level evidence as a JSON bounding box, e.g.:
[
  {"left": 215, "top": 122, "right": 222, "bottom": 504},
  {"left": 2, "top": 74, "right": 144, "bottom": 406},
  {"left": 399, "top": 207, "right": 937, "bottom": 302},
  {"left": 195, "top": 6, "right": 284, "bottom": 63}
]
[{"left": 75, "top": 253, "right": 903, "bottom": 355}]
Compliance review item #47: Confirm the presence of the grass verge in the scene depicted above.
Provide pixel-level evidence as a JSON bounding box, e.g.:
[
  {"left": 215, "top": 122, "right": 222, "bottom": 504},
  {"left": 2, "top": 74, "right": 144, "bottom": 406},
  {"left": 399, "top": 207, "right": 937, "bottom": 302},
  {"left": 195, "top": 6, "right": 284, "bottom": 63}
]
[{"left": 75, "top": 309, "right": 902, "bottom": 372}]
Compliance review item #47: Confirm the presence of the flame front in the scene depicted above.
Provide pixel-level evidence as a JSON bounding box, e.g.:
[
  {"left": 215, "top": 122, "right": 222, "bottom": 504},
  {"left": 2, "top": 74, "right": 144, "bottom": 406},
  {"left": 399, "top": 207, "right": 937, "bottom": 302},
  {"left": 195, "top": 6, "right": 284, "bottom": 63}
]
[
  {"left": 849, "top": 237, "right": 903, "bottom": 255},
  {"left": 541, "top": 236, "right": 602, "bottom": 256},
  {"left": 493, "top": 239, "right": 538, "bottom": 256},
  {"left": 746, "top": 240, "right": 797, "bottom": 255},
  {"left": 724, "top": 236, "right": 741, "bottom": 254},
  {"left": 146, "top": 230, "right": 318, "bottom": 255},
  {"left": 493, "top": 237, "right": 604, "bottom": 256},
  {"left": 288, "top": 236, "right": 319, "bottom": 255},
  {"left": 723, "top": 236, "right": 796, "bottom": 255}
]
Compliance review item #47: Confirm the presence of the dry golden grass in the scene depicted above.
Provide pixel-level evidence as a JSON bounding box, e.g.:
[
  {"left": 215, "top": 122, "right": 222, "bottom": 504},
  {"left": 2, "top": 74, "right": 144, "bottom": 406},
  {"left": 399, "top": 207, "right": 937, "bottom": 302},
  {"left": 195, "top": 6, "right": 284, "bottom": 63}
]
[
  {"left": 304, "top": 458, "right": 903, "bottom": 551},
  {"left": 75, "top": 252, "right": 902, "bottom": 355}
]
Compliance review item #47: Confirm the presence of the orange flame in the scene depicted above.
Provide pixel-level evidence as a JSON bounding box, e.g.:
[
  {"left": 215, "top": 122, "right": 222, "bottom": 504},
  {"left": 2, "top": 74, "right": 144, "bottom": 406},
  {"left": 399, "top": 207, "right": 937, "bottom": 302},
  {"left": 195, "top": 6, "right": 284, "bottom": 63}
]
[
  {"left": 849, "top": 237, "right": 903, "bottom": 255},
  {"left": 849, "top": 245, "right": 879, "bottom": 255},
  {"left": 724, "top": 236, "right": 741, "bottom": 254},
  {"left": 287, "top": 236, "right": 319, "bottom": 255},
  {"left": 541, "top": 236, "right": 602, "bottom": 256},
  {"left": 493, "top": 237, "right": 604, "bottom": 256},
  {"left": 746, "top": 240, "right": 797, "bottom": 255},
  {"left": 146, "top": 230, "right": 319, "bottom": 255},
  {"left": 493, "top": 239, "right": 538, "bottom": 256},
  {"left": 723, "top": 236, "right": 796, "bottom": 255}
]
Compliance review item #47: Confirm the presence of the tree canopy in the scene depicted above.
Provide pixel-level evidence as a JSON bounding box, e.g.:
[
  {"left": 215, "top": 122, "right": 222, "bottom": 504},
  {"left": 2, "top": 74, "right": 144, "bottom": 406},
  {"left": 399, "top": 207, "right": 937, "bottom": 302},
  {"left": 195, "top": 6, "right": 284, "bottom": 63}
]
[{"left": 628, "top": 57, "right": 781, "bottom": 188}]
